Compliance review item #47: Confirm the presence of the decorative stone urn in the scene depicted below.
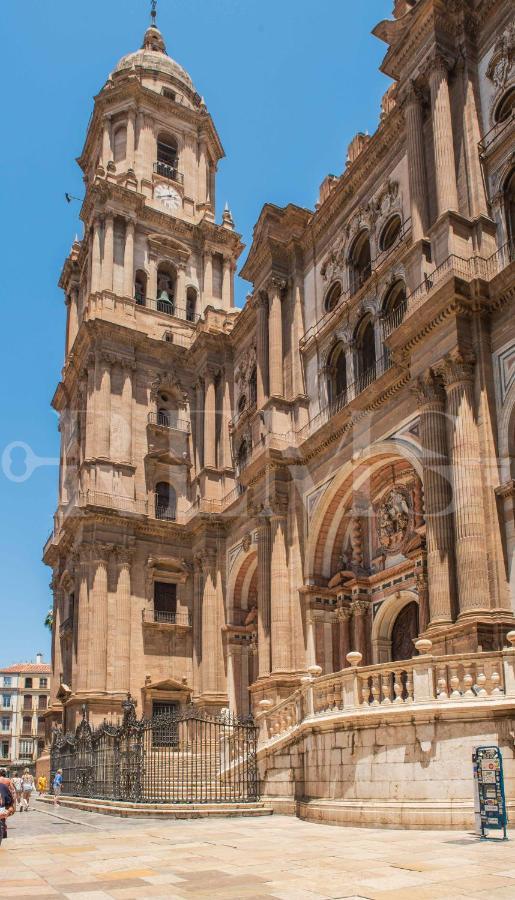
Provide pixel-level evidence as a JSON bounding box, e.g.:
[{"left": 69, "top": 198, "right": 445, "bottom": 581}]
[
  {"left": 307, "top": 664, "right": 323, "bottom": 678},
  {"left": 346, "top": 651, "right": 363, "bottom": 667},
  {"left": 414, "top": 638, "right": 433, "bottom": 655},
  {"left": 506, "top": 631, "right": 515, "bottom": 647}
]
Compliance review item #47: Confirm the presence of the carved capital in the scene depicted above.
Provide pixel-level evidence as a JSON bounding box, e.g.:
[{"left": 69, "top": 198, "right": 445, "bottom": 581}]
[
  {"left": 265, "top": 275, "right": 287, "bottom": 297},
  {"left": 414, "top": 370, "right": 445, "bottom": 407},
  {"left": 351, "top": 599, "right": 369, "bottom": 616},
  {"left": 336, "top": 606, "right": 353, "bottom": 622},
  {"left": 438, "top": 351, "right": 475, "bottom": 390},
  {"left": 116, "top": 546, "right": 135, "bottom": 567}
]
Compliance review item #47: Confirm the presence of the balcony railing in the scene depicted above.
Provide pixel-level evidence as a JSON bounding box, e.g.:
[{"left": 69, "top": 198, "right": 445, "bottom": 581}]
[
  {"left": 257, "top": 645, "right": 515, "bottom": 746},
  {"left": 230, "top": 400, "right": 257, "bottom": 430},
  {"left": 154, "top": 504, "right": 177, "bottom": 522},
  {"left": 79, "top": 491, "right": 147, "bottom": 516},
  {"left": 297, "top": 353, "right": 393, "bottom": 442},
  {"left": 135, "top": 296, "right": 200, "bottom": 323},
  {"left": 153, "top": 161, "right": 184, "bottom": 184},
  {"left": 142, "top": 609, "right": 192, "bottom": 627},
  {"left": 300, "top": 218, "right": 412, "bottom": 348},
  {"left": 147, "top": 412, "right": 191, "bottom": 432},
  {"left": 59, "top": 616, "right": 73, "bottom": 638},
  {"left": 478, "top": 109, "right": 514, "bottom": 158}
]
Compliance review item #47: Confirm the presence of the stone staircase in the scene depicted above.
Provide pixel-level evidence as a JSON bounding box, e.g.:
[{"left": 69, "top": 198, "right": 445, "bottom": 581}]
[{"left": 39, "top": 795, "right": 272, "bottom": 819}]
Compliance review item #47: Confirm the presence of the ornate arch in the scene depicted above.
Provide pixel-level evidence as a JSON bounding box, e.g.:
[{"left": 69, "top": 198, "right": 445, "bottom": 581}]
[
  {"left": 305, "top": 439, "right": 423, "bottom": 581},
  {"left": 371, "top": 589, "right": 419, "bottom": 663}
]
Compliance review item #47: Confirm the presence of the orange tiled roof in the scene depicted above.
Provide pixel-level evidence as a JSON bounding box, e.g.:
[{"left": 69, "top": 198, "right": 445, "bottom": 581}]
[{"left": 0, "top": 663, "right": 51, "bottom": 674}]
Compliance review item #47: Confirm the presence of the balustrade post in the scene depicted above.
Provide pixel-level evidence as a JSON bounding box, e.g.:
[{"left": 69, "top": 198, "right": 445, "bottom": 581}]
[{"left": 412, "top": 639, "right": 435, "bottom": 701}]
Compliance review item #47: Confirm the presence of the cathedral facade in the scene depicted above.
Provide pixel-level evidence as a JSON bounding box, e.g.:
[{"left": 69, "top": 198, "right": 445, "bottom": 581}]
[{"left": 45, "top": 0, "right": 515, "bottom": 800}]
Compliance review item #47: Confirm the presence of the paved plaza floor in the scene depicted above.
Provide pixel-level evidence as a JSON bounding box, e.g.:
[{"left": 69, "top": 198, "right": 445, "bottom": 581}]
[{"left": 1, "top": 799, "right": 515, "bottom": 899}]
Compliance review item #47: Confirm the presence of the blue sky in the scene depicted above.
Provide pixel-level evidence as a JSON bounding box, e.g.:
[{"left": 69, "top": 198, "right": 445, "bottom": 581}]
[{"left": 0, "top": 0, "right": 392, "bottom": 665}]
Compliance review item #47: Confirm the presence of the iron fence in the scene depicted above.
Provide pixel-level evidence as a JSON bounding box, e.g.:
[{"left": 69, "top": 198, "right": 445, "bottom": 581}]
[{"left": 50, "top": 695, "right": 258, "bottom": 804}]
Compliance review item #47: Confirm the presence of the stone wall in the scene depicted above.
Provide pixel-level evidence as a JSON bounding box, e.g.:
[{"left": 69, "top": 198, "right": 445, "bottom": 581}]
[{"left": 258, "top": 705, "right": 515, "bottom": 829}]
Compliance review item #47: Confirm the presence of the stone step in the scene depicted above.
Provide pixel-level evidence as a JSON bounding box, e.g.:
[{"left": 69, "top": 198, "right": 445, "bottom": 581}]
[{"left": 39, "top": 795, "right": 271, "bottom": 819}]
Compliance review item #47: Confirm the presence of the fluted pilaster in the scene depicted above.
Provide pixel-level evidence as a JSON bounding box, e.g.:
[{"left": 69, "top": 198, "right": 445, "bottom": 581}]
[
  {"left": 257, "top": 518, "right": 271, "bottom": 677},
  {"left": 91, "top": 218, "right": 102, "bottom": 293},
  {"left": 270, "top": 509, "right": 290, "bottom": 672},
  {"left": 255, "top": 293, "right": 269, "bottom": 407},
  {"left": 440, "top": 353, "right": 490, "bottom": 614},
  {"left": 200, "top": 551, "right": 225, "bottom": 696},
  {"left": 113, "top": 548, "right": 133, "bottom": 693},
  {"left": 428, "top": 54, "right": 459, "bottom": 215},
  {"left": 75, "top": 552, "right": 90, "bottom": 692},
  {"left": 102, "top": 214, "right": 114, "bottom": 292},
  {"left": 203, "top": 368, "right": 216, "bottom": 469},
  {"left": 88, "top": 546, "right": 109, "bottom": 692},
  {"left": 268, "top": 279, "right": 285, "bottom": 398},
  {"left": 403, "top": 82, "right": 429, "bottom": 241},
  {"left": 123, "top": 220, "right": 135, "bottom": 298},
  {"left": 337, "top": 607, "right": 352, "bottom": 669},
  {"left": 416, "top": 370, "right": 455, "bottom": 625},
  {"left": 96, "top": 354, "right": 112, "bottom": 459}
]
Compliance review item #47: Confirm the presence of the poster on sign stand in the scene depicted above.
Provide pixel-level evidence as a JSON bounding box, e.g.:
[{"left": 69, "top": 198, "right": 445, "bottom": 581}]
[{"left": 472, "top": 746, "right": 508, "bottom": 841}]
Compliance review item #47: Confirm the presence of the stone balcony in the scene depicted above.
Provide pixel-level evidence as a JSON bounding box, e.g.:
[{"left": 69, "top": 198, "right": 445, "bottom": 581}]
[
  {"left": 142, "top": 609, "right": 192, "bottom": 630},
  {"left": 256, "top": 638, "right": 515, "bottom": 747}
]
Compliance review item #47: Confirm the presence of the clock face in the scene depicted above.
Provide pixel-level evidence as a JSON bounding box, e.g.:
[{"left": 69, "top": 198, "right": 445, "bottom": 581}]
[{"left": 154, "top": 183, "right": 182, "bottom": 211}]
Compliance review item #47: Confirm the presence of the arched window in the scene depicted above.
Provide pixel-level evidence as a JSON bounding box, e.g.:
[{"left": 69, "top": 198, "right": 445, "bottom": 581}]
[
  {"left": 327, "top": 342, "right": 347, "bottom": 405},
  {"left": 504, "top": 167, "right": 515, "bottom": 252},
  {"left": 349, "top": 230, "right": 372, "bottom": 294},
  {"left": 156, "top": 133, "right": 178, "bottom": 178},
  {"left": 186, "top": 287, "right": 197, "bottom": 322},
  {"left": 494, "top": 86, "right": 515, "bottom": 125},
  {"left": 383, "top": 280, "right": 407, "bottom": 320},
  {"left": 155, "top": 482, "right": 177, "bottom": 521},
  {"left": 156, "top": 263, "right": 176, "bottom": 314},
  {"left": 249, "top": 367, "right": 257, "bottom": 406},
  {"left": 355, "top": 316, "right": 376, "bottom": 385},
  {"left": 379, "top": 215, "right": 402, "bottom": 252},
  {"left": 135, "top": 270, "right": 147, "bottom": 306},
  {"left": 324, "top": 281, "right": 342, "bottom": 313},
  {"left": 113, "top": 125, "right": 127, "bottom": 164}
]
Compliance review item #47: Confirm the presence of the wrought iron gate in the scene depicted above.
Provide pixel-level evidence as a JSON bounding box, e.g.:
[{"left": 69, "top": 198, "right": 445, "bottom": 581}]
[{"left": 50, "top": 695, "right": 258, "bottom": 803}]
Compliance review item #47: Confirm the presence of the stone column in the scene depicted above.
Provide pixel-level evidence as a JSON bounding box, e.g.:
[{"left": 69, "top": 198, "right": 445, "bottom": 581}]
[
  {"left": 203, "top": 251, "right": 212, "bottom": 301},
  {"left": 119, "top": 362, "right": 133, "bottom": 464},
  {"left": 255, "top": 293, "right": 269, "bottom": 407},
  {"left": 88, "top": 546, "right": 109, "bottom": 693},
  {"left": 91, "top": 218, "right": 102, "bottom": 293},
  {"left": 203, "top": 368, "right": 216, "bottom": 469},
  {"left": 102, "top": 213, "right": 114, "bottom": 292},
  {"left": 64, "top": 296, "right": 71, "bottom": 357},
  {"left": 416, "top": 371, "right": 455, "bottom": 626},
  {"left": 69, "top": 286, "right": 79, "bottom": 349},
  {"left": 200, "top": 550, "right": 225, "bottom": 698},
  {"left": 96, "top": 353, "right": 112, "bottom": 459},
  {"left": 270, "top": 505, "right": 291, "bottom": 672},
  {"left": 268, "top": 279, "right": 284, "bottom": 398},
  {"left": 351, "top": 600, "right": 368, "bottom": 662},
  {"left": 459, "top": 53, "right": 488, "bottom": 219},
  {"left": 403, "top": 82, "right": 429, "bottom": 242},
  {"left": 148, "top": 252, "right": 158, "bottom": 301},
  {"left": 192, "top": 559, "right": 203, "bottom": 696},
  {"left": 291, "top": 273, "right": 305, "bottom": 397},
  {"left": 222, "top": 366, "right": 232, "bottom": 469},
  {"left": 428, "top": 53, "right": 459, "bottom": 216},
  {"left": 440, "top": 353, "right": 490, "bottom": 614},
  {"left": 338, "top": 607, "right": 352, "bottom": 669},
  {"left": 126, "top": 109, "right": 136, "bottom": 168},
  {"left": 227, "top": 646, "right": 237, "bottom": 713},
  {"left": 198, "top": 138, "right": 208, "bottom": 205},
  {"left": 416, "top": 570, "right": 430, "bottom": 634},
  {"left": 113, "top": 549, "right": 132, "bottom": 693},
  {"left": 84, "top": 357, "right": 96, "bottom": 460},
  {"left": 123, "top": 219, "right": 135, "bottom": 298},
  {"left": 194, "top": 379, "right": 204, "bottom": 473},
  {"left": 306, "top": 610, "right": 316, "bottom": 668},
  {"left": 52, "top": 579, "right": 63, "bottom": 690},
  {"left": 176, "top": 265, "right": 186, "bottom": 312},
  {"left": 101, "top": 115, "right": 112, "bottom": 168},
  {"left": 222, "top": 257, "right": 232, "bottom": 308},
  {"left": 75, "top": 551, "right": 90, "bottom": 692},
  {"left": 257, "top": 518, "right": 271, "bottom": 677}
]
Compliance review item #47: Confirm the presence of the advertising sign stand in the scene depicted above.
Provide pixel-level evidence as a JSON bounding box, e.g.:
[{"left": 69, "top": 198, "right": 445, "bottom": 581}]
[{"left": 472, "top": 746, "right": 508, "bottom": 841}]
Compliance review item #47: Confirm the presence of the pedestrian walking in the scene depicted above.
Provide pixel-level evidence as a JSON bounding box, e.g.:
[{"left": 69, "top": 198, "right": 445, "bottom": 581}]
[
  {"left": 0, "top": 768, "right": 16, "bottom": 842},
  {"left": 20, "top": 769, "right": 35, "bottom": 811},
  {"left": 12, "top": 774, "right": 23, "bottom": 804},
  {"left": 37, "top": 774, "right": 47, "bottom": 797},
  {"left": 53, "top": 769, "right": 63, "bottom": 807}
]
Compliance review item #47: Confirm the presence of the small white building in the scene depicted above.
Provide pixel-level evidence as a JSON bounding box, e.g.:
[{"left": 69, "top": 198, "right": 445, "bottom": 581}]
[{"left": 0, "top": 654, "right": 51, "bottom": 773}]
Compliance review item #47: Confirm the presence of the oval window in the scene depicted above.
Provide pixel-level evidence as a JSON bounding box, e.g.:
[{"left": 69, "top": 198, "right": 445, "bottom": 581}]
[{"left": 380, "top": 215, "right": 402, "bottom": 252}]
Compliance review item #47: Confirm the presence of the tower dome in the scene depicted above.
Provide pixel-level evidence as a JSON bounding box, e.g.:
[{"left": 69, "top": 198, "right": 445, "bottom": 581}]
[{"left": 112, "top": 23, "right": 194, "bottom": 92}]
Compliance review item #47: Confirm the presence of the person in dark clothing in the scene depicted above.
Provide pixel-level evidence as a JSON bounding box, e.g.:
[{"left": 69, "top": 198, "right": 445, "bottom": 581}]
[{"left": 0, "top": 781, "right": 15, "bottom": 844}]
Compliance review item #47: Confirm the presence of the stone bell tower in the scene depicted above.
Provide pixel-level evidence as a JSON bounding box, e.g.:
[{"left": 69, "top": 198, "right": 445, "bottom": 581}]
[{"left": 45, "top": 7, "right": 243, "bottom": 729}]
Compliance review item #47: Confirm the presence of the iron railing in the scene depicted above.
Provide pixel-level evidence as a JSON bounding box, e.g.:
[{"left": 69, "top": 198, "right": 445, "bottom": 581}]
[
  {"left": 153, "top": 161, "right": 184, "bottom": 184},
  {"left": 50, "top": 696, "right": 258, "bottom": 804},
  {"left": 135, "top": 296, "right": 200, "bottom": 323},
  {"left": 478, "top": 109, "right": 514, "bottom": 158},
  {"left": 148, "top": 412, "right": 191, "bottom": 432},
  {"left": 142, "top": 609, "right": 192, "bottom": 627}
]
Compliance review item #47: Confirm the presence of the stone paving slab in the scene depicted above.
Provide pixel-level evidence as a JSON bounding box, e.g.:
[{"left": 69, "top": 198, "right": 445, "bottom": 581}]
[{"left": 1, "top": 799, "right": 515, "bottom": 898}]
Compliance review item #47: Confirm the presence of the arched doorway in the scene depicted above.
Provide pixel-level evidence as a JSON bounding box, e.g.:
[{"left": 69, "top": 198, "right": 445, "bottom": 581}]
[{"left": 391, "top": 601, "right": 419, "bottom": 662}]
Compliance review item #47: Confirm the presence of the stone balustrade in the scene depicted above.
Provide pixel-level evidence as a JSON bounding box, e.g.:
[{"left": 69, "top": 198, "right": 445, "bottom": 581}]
[{"left": 256, "top": 638, "right": 515, "bottom": 745}]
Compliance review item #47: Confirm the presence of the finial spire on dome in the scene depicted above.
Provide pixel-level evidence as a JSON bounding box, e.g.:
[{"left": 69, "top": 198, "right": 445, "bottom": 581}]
[
  {"left": 150, "top": 0, "right": 157, "bottom": 27},
  {"left": 142, "top": 0, "right": 166, "bottom": 54}
]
